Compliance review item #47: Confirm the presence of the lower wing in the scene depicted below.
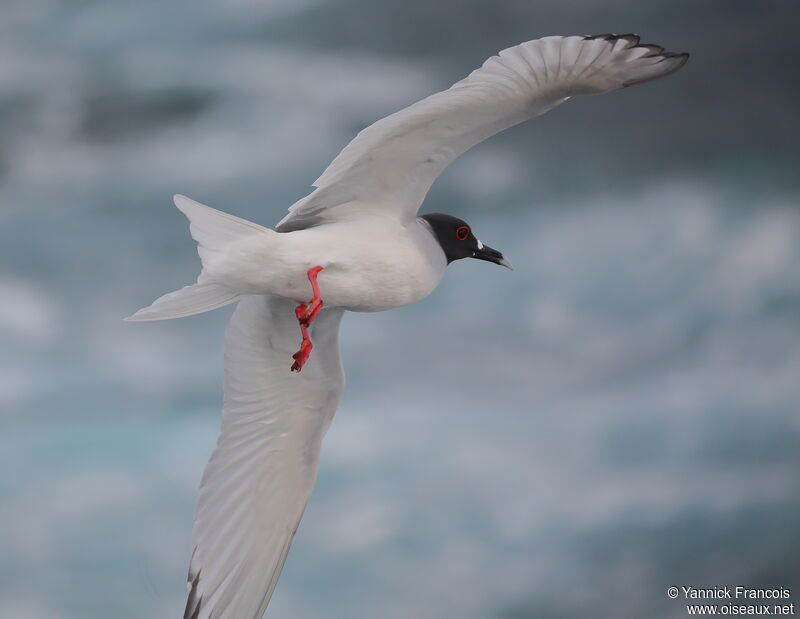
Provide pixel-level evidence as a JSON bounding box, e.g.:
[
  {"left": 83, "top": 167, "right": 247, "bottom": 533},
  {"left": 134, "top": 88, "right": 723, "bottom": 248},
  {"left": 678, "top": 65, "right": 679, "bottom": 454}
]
[{"left": 183, "top": 295, "right": 345, "bottom": 619}]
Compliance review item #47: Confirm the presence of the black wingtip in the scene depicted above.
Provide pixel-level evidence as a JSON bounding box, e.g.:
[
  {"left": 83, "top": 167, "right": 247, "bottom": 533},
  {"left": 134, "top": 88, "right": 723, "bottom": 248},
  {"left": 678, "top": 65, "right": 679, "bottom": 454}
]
[
  {"left": 583, "top": 33, "right": 616, "bottom": 41},
  {"left": 671, "top": 51, "right": 691, "bottom": 70},
  {"left": 622, "top": 50, "right": 690, "bottom": 87},
  {"left": 579, "top": 33, "right": 689, "bottom": 86},
  {"left": 183, "top": 565, "right": 202, "bottom": 619},
  {"left": 582, "top": 33, "right": 688, "bottom": 58},
  {"left": 639, "top": 43, "right": 666, "bottom": 57},
  {"left": 582, "top": 33, "right": 638, "bottom": 46},
  {"left": 619, "top": 33, "right": 641, "bottom": 47},
  {"left": 661, "top": 51, "right": 691, "bottom": 68}
]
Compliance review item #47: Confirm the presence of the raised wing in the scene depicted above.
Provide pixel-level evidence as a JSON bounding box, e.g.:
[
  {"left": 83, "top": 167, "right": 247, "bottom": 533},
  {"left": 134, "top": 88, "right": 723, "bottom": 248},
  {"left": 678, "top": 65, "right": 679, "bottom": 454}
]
[
  {"left": 183, "top": 295, "right": 345, "bottom": 619},
  {"left": 276, "top": 34, "right": 687, "bottom": 232}
]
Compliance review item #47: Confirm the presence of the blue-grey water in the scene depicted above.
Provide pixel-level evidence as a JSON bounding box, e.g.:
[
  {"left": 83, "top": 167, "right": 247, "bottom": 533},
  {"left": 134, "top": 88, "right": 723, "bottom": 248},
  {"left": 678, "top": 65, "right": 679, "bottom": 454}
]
[{"left": 1, "top": 1, "right": 799, "bottom": 618}]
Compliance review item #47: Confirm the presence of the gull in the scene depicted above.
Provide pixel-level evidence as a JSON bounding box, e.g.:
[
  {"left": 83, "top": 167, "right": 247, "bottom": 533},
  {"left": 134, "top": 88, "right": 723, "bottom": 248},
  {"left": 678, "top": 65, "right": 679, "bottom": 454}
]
[{"left": 127, "top": 34, "right": 687, "bottom": 619}]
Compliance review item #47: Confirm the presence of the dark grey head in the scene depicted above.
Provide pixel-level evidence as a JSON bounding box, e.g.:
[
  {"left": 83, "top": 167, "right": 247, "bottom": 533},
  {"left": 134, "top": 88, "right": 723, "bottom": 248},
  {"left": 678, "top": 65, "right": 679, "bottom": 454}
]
[{"left": 420, "top": 213, "right": 512, "bottom": 270}]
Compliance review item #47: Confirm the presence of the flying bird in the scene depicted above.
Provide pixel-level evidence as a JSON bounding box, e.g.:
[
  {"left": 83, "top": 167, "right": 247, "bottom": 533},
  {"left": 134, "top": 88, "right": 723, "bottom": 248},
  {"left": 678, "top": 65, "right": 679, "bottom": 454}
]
[{"left": 127, "top": 34, "right": 687, "bottom": 619}]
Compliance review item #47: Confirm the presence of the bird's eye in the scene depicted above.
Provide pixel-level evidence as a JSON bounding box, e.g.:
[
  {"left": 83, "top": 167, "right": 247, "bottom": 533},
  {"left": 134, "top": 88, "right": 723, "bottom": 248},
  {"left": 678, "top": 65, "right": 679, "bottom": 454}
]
[{"left": 455, "top": 225, "right": 470, "bottom": 241}]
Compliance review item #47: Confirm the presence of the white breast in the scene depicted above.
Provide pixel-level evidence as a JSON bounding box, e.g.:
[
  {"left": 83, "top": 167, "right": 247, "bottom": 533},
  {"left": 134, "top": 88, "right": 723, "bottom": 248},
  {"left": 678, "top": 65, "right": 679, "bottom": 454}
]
[{"left": 241, "top": 216, "right": 447, "bottom": 312}]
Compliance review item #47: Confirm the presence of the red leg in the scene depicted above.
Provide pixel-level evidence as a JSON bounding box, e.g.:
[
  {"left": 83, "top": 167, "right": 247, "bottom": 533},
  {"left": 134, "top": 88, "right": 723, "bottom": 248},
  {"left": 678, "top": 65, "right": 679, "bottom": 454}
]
[{"left": 290, "top": 266, "right": 324, "bottom": 372}]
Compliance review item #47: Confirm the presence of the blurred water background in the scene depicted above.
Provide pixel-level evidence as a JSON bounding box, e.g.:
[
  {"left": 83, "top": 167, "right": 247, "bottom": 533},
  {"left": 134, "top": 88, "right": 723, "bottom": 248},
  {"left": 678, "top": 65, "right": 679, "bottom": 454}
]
[{"left": 2, "top": 1, "right": 799, "bottom": 618}]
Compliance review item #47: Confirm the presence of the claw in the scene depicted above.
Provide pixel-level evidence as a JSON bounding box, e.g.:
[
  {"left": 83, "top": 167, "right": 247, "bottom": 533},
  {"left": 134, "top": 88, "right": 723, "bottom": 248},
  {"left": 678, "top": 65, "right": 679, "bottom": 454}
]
[{"left": 291, "top": 334, "right": 313, "bottom": 372}]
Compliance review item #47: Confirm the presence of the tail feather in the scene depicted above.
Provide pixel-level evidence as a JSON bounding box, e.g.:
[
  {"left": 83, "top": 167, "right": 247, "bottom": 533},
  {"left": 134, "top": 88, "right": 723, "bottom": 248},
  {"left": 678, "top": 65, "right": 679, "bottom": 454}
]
[
  {"left": 173, "top": 194, "right": 270, "bottom": 270},
  {"left": 127, "top": 195, "right": 270, "bottom": 322},
  {"left": 125, "top": 283, "right": 238, "bottom": 321}
]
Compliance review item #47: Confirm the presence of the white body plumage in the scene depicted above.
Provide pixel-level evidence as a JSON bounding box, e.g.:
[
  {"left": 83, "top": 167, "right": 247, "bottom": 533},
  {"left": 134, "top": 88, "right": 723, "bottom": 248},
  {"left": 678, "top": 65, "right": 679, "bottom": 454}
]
[{"left": 203, "top": 211, "right": 447, "bottom": 312}]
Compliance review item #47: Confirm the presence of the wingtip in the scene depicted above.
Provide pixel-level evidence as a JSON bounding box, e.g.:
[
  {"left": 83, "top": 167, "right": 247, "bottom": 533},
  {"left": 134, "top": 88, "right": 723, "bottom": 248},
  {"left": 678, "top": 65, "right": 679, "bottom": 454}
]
[
  {"left": 173, "top": 194, "right": 192, "bottom": 211},
  {"left": 621, "top": 45, "right": 690, "bottom": 87}
]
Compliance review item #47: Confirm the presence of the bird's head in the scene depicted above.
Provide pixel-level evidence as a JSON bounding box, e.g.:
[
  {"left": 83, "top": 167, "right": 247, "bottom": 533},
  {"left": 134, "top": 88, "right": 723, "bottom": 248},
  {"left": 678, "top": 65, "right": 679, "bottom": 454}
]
[{"left": 421, "top": 213, "right": 513, "bottom": 270}]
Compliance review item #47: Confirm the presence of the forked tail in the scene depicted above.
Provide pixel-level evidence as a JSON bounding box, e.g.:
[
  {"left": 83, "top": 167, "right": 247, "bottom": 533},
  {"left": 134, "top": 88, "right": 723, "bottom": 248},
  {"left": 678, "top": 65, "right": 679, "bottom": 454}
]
[{"left": 126, "top": 195, "right": 270, "bottom": 321}]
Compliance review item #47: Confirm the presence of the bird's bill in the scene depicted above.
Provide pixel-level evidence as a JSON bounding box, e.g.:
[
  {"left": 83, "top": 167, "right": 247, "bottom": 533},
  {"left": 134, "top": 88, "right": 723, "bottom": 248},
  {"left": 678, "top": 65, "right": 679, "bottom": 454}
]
[{"left": 472, "top": 243, "right": 513, "bottom": 270}]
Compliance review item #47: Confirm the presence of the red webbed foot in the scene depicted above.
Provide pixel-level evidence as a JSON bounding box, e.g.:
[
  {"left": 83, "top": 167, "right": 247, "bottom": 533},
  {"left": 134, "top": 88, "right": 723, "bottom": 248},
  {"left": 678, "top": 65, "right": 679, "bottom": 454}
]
[
  {"left": 290, "top": 266, "right": 324, "bottom": 372},
  {"left": 291, "top": 324, "right": 313, "bottom": 372}
]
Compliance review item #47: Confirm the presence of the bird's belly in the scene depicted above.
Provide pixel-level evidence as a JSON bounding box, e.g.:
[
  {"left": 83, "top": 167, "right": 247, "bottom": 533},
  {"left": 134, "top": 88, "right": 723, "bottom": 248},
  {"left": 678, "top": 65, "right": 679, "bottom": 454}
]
[
  {"left": 266, "top": 248, "right": 445, "bottom": 312},
  {"left": 317, "top": 257, "right": 444, "bottom": 312}
]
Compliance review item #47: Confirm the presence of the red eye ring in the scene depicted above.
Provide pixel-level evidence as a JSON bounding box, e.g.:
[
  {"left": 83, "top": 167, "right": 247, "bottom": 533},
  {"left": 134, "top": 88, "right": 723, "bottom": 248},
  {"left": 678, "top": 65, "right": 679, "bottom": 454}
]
[{"left": 455, "top": 225, "right": 470, "bottom": 241}]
